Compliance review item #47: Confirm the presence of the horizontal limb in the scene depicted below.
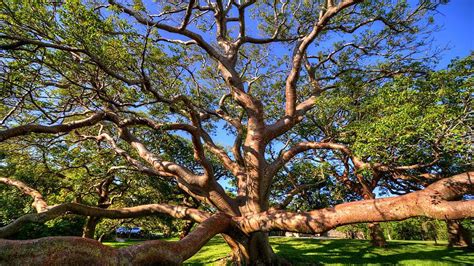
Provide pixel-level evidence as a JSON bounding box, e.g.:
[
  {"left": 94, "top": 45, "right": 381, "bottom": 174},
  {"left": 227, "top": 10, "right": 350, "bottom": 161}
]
[
  {"left": 0, "top": 213, "right": 229, "bottom": 265},
  {"left": 0, "top": 202, "right": 210, "bottom": 238},
  {"left": 235, "top": 172, "right": 474, "bottom": 234}
]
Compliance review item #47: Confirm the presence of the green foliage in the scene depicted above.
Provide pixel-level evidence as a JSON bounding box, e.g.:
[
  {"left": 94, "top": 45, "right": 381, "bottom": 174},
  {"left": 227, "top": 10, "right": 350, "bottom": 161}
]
[
  {"left": 337, "top": 218, "right": 474, "bottom": 242},
  {"left": 9, "top": 216, "right": 86, "bottom": 240},
  {"left": 380, "top": 218, "right": 449, "bottom": 241}
]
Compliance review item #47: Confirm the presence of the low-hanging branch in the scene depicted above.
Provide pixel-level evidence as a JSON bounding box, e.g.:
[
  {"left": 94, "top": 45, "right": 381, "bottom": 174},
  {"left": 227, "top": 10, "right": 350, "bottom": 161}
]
[
  {"left": 1, "top": 172, "right": 472, "bottom": 264},
  {"left": 0, "top": 212, "right": 230, "bottom": 265},
  {"left": 0, "top": 175, "right": 211, "bottom": 239},
  {"left": 0, "top": 202, "right": 211, "bottom": 239},
  {"left": 235, "top": 172, "right": 474, "bottom": 234},
  {"left": 268, "top": 141, "right": 442, "bottom": 179}
]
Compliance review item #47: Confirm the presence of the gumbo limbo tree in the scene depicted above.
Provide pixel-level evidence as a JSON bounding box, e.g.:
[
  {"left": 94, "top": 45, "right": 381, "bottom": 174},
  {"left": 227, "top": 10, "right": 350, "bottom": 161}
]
[{"left": 0, "top": 0, "right": 472, "bottom": 264}]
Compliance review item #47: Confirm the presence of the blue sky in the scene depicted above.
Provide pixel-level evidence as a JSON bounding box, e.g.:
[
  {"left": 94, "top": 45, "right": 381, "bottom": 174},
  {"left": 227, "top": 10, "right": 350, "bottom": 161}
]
[{"left": 432, "top": 0, "right": 474, "bottom": 67}]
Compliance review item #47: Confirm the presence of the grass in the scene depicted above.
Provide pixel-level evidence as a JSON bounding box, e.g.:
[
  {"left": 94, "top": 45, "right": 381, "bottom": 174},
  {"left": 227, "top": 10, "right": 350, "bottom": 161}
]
[{"left": 103, "top": 237, "right": 474, "bottom": 265}]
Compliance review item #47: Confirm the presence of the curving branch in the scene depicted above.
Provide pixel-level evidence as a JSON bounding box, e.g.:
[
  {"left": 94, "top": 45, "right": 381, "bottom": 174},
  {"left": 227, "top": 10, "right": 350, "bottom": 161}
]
[
  {"left": 236, "top": 172, "right": 474, "bottom": 234},
  {"left": 76, "top": 131, "right": 174, "bottom": 178},
  {"left": 284, "top": 0, "right": 362, "bottom": 117},
  {"left": 268, "top": 140, "right": 442, "bottom": 180},
  {"left": 0, "top": 177, "right": 48, "bottom": 213},
  {"left": 267, "top": 141, "right": 367, "bottom": 178},
  {"left": 104, "top": 112, "right": 240, "bottom": 216},
  {"left": 107, "top": 0, "right": 228, "bottom": 67},
  {"left": 0, "top": 212, "right": 229, "bottom": 265},
  {"left": 0, "top": 202, "right": 211, "bottom": 239},
  {"left": 0, "top": 112, "right": 106, "bottom": 142},
  {"left": 119, "top": 116, "right": 244, "bottom": 178}
]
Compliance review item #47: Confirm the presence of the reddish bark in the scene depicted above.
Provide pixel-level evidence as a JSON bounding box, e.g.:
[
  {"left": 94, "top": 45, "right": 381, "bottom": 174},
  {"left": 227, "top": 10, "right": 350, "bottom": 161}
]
[
  {"left": 0, "top": 177, "right": 48, "bottom": 213},
  {"left": 447, "top": 220, "right": 472, "bottom": 248},
  {"left": 0, "top": 202, "right": 210, "bottom": 238},
  {"left": 0, "top": 213, "right": 230, "bottom": 265},
  {"left": 235, "top": 172, "right": 474, "bottom": 234}
]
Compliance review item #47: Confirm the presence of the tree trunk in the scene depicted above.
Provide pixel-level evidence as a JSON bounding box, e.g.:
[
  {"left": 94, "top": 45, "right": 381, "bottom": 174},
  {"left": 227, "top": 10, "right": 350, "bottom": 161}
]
[
  {"left": 179, "top": 221, "right": 195, "bottom": 239},
  {"left": 224, "top": 231, "right": 282, "bottom": 265},
  {"left": 447, "top": 219, "right": 472, "bottom": 248},
  {"left": 82, "top": 216, "right": 100, "bottom": 239},
  {"left": 362, "top": 192, "right": 387, "bottom": 247},
  {"left": 368, "top": 222, "right": 387, "bottom": 247}
]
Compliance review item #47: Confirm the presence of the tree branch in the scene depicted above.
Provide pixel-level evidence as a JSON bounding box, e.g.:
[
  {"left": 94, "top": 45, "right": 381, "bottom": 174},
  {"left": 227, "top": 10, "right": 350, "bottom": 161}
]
[
  {"left": 284, "top": 0, "right": 362, "bottom": 117},
  {"left": 0, "top": 202, "right": 211, "bottom": 239},
  {"left": 0, "top": 177, "right": 48, "bottom": 213},
  {"left": 236, "top": 172, "right": 474, "bottom": 234},
  {"left": 0, "top": 212, "right": 229, "bottom": 265},
  {"left": 0, "top": 112, "right": 106, "bottom": 142}
]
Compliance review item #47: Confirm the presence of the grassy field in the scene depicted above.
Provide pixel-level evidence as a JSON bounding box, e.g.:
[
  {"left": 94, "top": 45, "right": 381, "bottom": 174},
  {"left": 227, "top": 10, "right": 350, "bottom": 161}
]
[{"left": 103, "top": 236, "right": 474, "bottom": 265}]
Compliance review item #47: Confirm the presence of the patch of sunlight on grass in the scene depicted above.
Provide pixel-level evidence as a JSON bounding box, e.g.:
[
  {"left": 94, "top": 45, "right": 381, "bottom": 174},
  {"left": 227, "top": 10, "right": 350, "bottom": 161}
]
[
  {"left": 184, "top": 236, "right": 231, "bottom": 265},
  {"left": 104, "top": 237, "right": 474, "bottom": 265}
]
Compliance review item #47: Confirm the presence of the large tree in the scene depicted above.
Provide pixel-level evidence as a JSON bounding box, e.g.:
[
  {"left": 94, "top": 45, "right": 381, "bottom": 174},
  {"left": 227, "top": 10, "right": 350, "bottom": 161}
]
[{"left": 0, "top": 0, "right": 472, "bottom": 264}]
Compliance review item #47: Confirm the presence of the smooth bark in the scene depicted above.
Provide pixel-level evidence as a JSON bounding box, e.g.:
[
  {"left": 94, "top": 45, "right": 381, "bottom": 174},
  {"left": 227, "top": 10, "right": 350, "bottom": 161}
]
[
  {"left": 235, "top": 172, "right": 474, "bottom": 234},
  {"left": 0, "top": 213, "right": 230, "bottom": 265},
  {"left": 447, "top": 220, "right": 472, "bottom": 248}
]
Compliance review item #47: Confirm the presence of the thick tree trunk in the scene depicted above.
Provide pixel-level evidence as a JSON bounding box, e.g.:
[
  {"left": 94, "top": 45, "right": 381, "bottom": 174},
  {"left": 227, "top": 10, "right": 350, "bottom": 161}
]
[
  {"left": 0, "top": 213, "right": 230, "bottom": 265},
  {"left": 368, "top": 222, "right": 386, "bottom": 247},
  {"left": 447, "top": 220, "right": 472, "bottom": 248},
  {"left": 363, "top": 193, "right": 387, "bottom": 247},
  {"left": 224, "top": 231, "right": 281, "bottom": 265},
  {"left": 82, "top": 216, "right": 101, "bottom": 239},
  {"left": 247, "top": 232, "right": 279, "bottom": 265},
  {"left": 179, "top": 221, "right": 195, "bottom": 239}
]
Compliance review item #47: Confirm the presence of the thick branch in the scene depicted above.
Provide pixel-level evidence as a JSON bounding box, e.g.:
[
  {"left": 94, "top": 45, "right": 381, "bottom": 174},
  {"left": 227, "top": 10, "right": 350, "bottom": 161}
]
[
  {"left": 120, "top": 117, "right": 242, "bottom": 176},
  {"left": 0, "top": 213, "right": 229, "bottom": 265},
  {"left": 0, "top": 177, "right": 48, "bottom": 213},
  {"left": 0, "top": 202, "right": 210, "bottom": 239},
  {"left": 0, "top": 112, "right": 106, "bottom": 142},
  {"left": 235, "top": 172, "right": 474, "bottom": 234},
  {"left": 284, "top": 0, "right": 361, "bottom": 116}
]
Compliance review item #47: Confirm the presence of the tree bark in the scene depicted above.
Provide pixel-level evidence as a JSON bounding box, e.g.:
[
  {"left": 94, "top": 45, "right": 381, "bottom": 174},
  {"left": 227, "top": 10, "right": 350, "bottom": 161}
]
[
  {"left": 0, "top": 213, "right": 230, "bottom": 265},
  {"left": 0, "top": 202, "right": 210, "bottom": 238},
  {"left": 447, "top": 219, "right": 472, "bottom": 248},
  {"left": 179, "top": 221, "right": 195, "bottom": 239},
  {"left": 362, "top": 193, "right": 387, "bottom": 247},
  {"left": 1, "top": 172, "right": 473, "bottom": 264},
  {"left": 368, "top": 222, "right": 386, "bottom": 247},
  {"left": 82, "top": 216, "right": 101, "bottom": 239},
  {"left": 246, "top": 232, "right": 280, "bottom": 265},
  {"left": 222, "top": 231, "right": 281, "bottom": 265}
]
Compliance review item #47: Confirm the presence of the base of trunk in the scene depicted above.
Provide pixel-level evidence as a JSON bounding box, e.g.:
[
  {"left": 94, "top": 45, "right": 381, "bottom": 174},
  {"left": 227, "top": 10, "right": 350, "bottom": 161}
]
[
  {"left": 82, "top": 216, "right": 100, "bottom": 239},
  {"left": 447, "top": 220, "right": 472, "bottom": 248},
  {"left": 223, "top": 231, "right": 287, "bottom": 265},
  {"left": 368, "top": 222, "right": 387, "bottom": 247}
]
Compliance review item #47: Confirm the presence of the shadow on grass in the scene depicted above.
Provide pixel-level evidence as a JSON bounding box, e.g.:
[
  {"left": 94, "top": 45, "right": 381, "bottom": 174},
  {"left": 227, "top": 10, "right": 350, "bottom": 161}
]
[
  {"left": 271, "top": 238, "right": 474, "bottom": 265},
  {"left": 104, "top": 237, "right": 473, "bottom": 265}
]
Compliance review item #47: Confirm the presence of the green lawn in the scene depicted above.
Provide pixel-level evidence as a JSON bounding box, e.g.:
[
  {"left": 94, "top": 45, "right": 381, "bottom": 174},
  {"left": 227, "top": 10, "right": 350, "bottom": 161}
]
[{"left": 103, "top": 237, "right": 474, "bottom": 265}]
